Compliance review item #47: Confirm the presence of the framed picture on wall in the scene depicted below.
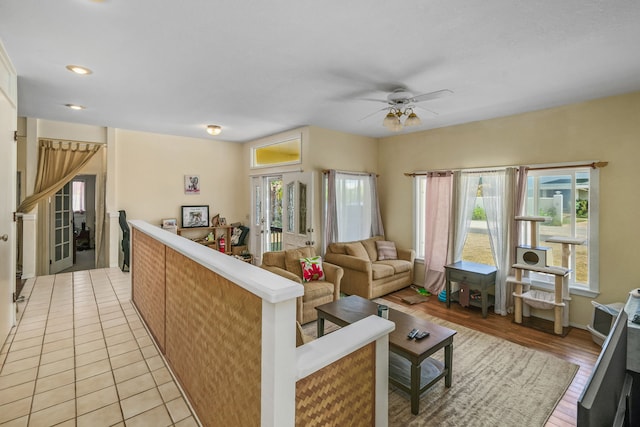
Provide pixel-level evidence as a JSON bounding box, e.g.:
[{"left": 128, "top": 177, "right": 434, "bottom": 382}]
[
  {"left": 184, "top": 175, "right": 200, "bottom": 194},
  {"left": 162, "top": 218, "right": 177, "bottom": 228},
  {"left": 181, "top": 205, "right": 209, "bottom": 228}
]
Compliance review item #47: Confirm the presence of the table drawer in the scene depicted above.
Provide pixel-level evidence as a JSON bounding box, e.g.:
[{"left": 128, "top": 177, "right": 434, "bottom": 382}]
[{"left": 447, "top": 270, "right": 476, "bottom": 283}]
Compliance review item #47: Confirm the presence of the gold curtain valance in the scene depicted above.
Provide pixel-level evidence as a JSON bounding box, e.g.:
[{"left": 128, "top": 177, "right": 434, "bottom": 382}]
[{"left": 17, "top": 139, "right": 103, "bottom": 213}]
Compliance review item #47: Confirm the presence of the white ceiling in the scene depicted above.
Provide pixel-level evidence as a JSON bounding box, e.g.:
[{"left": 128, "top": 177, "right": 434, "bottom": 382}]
[{"left": 1, "top": 0, "right": 640, "bottom": 143}]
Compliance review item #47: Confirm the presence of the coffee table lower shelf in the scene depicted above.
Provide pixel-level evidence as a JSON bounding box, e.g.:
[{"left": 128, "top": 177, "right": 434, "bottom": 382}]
[{"left": 389, "top": 352, "right": 447, "bottom": 402}]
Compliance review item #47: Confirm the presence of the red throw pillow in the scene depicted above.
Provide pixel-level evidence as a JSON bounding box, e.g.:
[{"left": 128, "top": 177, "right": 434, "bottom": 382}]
[{"left": 300, "top": 256, "right": 325, "bottom": 282}]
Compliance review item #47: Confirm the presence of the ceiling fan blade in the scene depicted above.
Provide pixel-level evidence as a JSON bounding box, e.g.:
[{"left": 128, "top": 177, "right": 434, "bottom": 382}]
[
  {"left": 414, "top": 105, "right": 439, "bottom": 116},
  {"left": 361, "top": 98, "right": 390, "bottom": 104},
  {"left": 358, "top": 107, "right": 390, "bottom": 122},
  {"left": 410, "top": 89, "right": 453, "bottom": 103}
]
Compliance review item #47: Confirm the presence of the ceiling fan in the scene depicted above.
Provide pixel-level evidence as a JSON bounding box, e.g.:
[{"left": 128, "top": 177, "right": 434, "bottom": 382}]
[{"left": 362, "top": 88, "right": 453, "bottom": 131}]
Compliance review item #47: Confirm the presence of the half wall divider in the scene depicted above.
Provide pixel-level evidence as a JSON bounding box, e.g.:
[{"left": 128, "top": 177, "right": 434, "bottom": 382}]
[{"left": 129, "top": 220, "right": 393, "bottom": 427}]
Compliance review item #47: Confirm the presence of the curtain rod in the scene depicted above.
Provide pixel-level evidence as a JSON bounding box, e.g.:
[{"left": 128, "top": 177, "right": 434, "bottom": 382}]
[
  {"left": 405, "top": 161, "right": 608, "bottom": 177},
  {"left": 527, "top": 161, "right": 608, "bottom": 171},
  {"left": 322, "top": 169, "right": 379, "bottom": 177},
  {"left": 39, "top": 137, "right": 106, "bottom": 146}
]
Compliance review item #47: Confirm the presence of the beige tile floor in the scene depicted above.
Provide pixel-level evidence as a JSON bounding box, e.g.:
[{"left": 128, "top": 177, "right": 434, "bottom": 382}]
[{"left": 0, "top": 268, "right": 200, "bottom": 427}]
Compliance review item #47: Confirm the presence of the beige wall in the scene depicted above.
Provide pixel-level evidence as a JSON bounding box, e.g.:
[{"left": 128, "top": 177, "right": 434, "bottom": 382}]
[
  {"left": 115, "top": 129, "right": 245, "bottom": 228},
  {"left": 378, "top": 91, "right": 640, "bottom": 327}
]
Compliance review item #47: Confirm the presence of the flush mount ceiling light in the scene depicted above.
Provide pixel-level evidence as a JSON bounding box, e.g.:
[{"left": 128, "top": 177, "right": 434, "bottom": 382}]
[
  {"left": 383, "top": 107, "right": 422, "bottom": 132},
  {"left": 206, "top": 125, "right": 222, "bottom": 136},
  {"left": 65, "top": 104, "right": 85, "bottom": 110},
  {"left": 65, "top": 65, "right": 92, "bottom": 75}
]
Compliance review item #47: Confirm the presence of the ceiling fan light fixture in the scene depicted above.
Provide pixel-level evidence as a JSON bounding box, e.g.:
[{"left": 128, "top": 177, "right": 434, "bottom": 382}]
[
  {"left": 65, "top": 103, "right": 85, "bottom": 110},
  {"left": 404, "top": 111, "right": 422, "bottom": 127},
  {"left": 383, "top": 111, "right": 399, "bottom": 130},
  {"left": 206, "top": 125, "right": 222, "bottom": 136}
]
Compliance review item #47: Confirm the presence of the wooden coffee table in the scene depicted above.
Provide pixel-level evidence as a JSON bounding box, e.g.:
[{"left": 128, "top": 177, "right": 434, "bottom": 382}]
[{"left": 315, "top": 295, "right": 456, "bottom": 415}]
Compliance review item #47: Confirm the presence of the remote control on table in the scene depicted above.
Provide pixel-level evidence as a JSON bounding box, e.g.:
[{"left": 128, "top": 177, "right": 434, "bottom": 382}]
[
  {"left": 407, "top": 328, "right": 419, "bottom": 339},
  {"left": 414, "top": 331, "right": 430, "bottom": 340}
]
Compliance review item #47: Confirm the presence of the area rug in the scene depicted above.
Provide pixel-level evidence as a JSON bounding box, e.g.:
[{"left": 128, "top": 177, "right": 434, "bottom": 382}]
[{"left": 304, "top": 299, "right": 578, "bottom": 427}]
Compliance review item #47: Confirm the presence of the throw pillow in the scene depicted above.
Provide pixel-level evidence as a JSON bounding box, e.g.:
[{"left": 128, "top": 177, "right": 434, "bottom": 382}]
[
  {"left": 300, "top": 256, "right": 325, "bottom": 282},
  {"left": 345, "top": 242, "right": 369, "bottom": 260},
  {"left": 376, "top": 240, "right": 398, "bottom": 261}
]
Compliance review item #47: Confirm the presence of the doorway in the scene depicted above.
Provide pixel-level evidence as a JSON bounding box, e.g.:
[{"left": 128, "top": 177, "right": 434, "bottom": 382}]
[
  {"left": 251, "top": 175, "right": 282, "bottom": 266},
  {"left": 50, "top": 175, "right": 96, "bottom": 274},
  {"left": 250, "top": 171, "right": 313, "bottom": 265}
]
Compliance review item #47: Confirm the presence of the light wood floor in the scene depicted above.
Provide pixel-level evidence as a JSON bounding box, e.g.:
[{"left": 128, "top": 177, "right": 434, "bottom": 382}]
[{"left": 382, "top": 287, "right": 602, "bottom": 427}]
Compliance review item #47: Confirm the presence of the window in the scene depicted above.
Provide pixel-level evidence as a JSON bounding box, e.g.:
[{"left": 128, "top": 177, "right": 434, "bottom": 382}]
[
  {"left": 72, "top": 180, "right": 85, "bottom": 212},
  {"left": 524, "top": 167, "right": 598, "bottom": 293},
  {"left": 323, "top": 171, "right": 381, "bottom": 244},
  {"left": 414, "top": 175, "right": 495, "bottom": 265},
  {"left": 461, "top": 178, "right": 495, "bottom": 266},
  {"left": 413, "top": 165, "right": 599, "bottom": 294},
  {"left": 251, "top": 137, "right": 301, "bottom": 168},
  {"left": 333, "top": 173, "right": 374, "bottom": 241}
]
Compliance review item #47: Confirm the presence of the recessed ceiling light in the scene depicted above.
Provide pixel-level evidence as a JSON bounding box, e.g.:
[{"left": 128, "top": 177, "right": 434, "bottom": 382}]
[
  {"left": 206, "top": 125, "right": 222, "bottom": 136},
  {"left": 65, "top": 65, "right": 92, "bottom": 75},
  {"left": 65, "top": 104, "right": 85, "bottom": 110}
]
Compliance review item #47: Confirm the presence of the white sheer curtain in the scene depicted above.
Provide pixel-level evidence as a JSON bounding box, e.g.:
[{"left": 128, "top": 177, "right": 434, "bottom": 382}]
[
  {"left": 482, "top": 168, "right": 516, "bottom": 315},
  {"left": 423, "top": 172, "right": 453, "bottom": 294},
  {"left": 323, "top": 170, "right": 384, "bottom": 249},
  {"left": 452, "top": 171, "right": 480, "bottom": 261}
]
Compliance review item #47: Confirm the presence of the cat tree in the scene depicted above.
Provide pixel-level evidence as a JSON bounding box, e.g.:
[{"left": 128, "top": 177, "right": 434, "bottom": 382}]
[{"left": 509, "top": 216, "right": 584, "bottom": 335}]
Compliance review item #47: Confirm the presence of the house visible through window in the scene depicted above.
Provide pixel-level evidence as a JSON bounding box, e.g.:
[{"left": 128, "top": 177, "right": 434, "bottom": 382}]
[
  {"left": 414, "top": 164, "right": 599, "bottom": 294},
  {"left": 524, "top": 167, "right": 597, "bottom": 292},
  {"left": 72, "top": 180, "right": 85, "bottom": 212}
]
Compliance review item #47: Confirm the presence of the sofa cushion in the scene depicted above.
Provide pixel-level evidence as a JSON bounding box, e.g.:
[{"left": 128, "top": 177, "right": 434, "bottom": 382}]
[
  {"left": 328, "top": 242, "right": 347, "bottom": 254},
  {"left": 262, "top": 251, "right": 285, "bottom": 269},
  {"left": 371, "top": 263, "right": 395, "bottom": 280},
  {"left": 345, "top": 242, "right": 369, "bottom": 260},
  {"left": 376, "top": 240, "right": 398, "bottom": 260},
  {"left": 284, "top": 247, "right": 315, "bottom": 277},
  {"left": 361, "top": 236, "right": 384, "bottom": 261},
  {"left": 302, "top": 280, "right": 334, "bottom": 301},
  {"left": 300, "top": 256, "right": 325, "bottom": 282},
  {"left": 377, "top": 259, "right": 412, "bottom": 274}
]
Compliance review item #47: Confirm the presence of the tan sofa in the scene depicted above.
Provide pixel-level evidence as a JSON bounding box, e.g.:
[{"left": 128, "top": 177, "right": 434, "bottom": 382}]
[
  {"left": 324, "top": 236, "right": 415, "bottom": 299},
  {"left": 261, "top": 247, "right": 343, "bottom": 324}
]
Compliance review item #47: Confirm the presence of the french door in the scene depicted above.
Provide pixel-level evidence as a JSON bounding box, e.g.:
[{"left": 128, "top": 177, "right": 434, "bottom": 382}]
[
  {"left": 250, "top": 171, "right": 313, "bottom": 265},
  {"left": 50, "top": 182, "right": 73, "bottom": 273},
  {"left": 281, "top": 172, "right": 314, "bottom": 250}
]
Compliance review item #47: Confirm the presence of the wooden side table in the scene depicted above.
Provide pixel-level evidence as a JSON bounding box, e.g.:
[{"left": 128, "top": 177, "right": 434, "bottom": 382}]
[{"left": 445, "top": 261, "right": 497, "bottom": 318}]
